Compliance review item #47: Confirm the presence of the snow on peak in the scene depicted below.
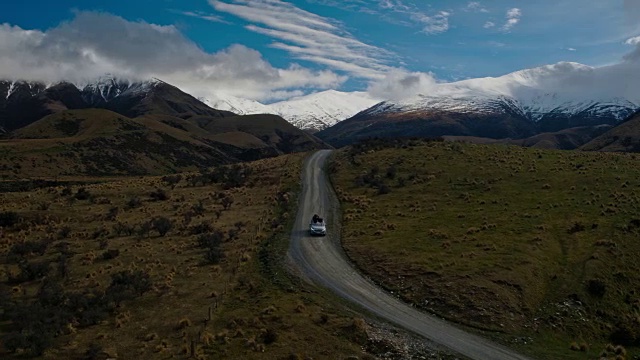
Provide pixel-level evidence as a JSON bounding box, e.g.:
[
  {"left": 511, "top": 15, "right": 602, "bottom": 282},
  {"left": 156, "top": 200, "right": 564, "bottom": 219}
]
[
  {"left": 370, "top": 61, "right": 639, "bottom": 122},
  {"left": 205, "top": 90, "right": 381, "bottom": 131}
]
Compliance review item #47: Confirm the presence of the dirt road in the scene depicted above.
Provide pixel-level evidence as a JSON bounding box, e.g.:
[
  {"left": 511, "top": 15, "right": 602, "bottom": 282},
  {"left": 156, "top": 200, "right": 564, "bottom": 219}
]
[{"left": 288, "top": 149, "right": 532, "bottom": 360}]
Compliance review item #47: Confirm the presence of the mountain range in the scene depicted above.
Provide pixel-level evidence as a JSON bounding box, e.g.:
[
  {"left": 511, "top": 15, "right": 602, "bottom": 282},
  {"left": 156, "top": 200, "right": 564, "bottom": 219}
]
[
  {"left": 0, "top": 77, "right": 328, "bottom": 177},
  {"left": 315, "top": 62, "right": 639, "bottom": 147},
  {"left": 204, "top": 90, "right": 380, "bottom": 133},
  {"left": 3, "top": 59, "right": 640, "bottom": 173}
]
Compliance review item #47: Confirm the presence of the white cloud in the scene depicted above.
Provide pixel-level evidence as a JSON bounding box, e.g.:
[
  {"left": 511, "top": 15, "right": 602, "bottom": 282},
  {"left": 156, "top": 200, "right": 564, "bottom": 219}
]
[
  {"left": 465, "top": 2, "right": 489, "bottom": 13},
  {"left": 625, "top": 36, "right": 640, "bottom": 45},
  {"left": 0, "top": 12, "right": 345, "bottom": 101},
  {"left": 483, "top": 21, "right": 495, "bottom": 28},
  {"left": 367, "top": 69, "right": 437, "bottom": 101},
  {"left": 209, "top": 0, "right": 394, "bottom": 79},
  {"left": 176, "top": 10, "right": 230, "bottom": 24},
  {"left": 502, "top": 8, "right": 521, "bottom": 31},
  {"left": 566, "top": 47, "right": 577, "bottom": 51},
  {"left": 412, "top": 11, "right": 450, "bottom": 34}
]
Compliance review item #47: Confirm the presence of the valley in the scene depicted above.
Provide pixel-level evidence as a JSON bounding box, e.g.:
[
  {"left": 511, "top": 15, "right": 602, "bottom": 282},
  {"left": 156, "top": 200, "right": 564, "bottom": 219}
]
[{"left": 2, "top": 58, "right": 640, "bottom": 360}]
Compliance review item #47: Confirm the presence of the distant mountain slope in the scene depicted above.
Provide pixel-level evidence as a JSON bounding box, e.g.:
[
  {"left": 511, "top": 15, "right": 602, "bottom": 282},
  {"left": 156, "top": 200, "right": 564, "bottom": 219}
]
[
  {"left": 581, "top": 111, "right": 640, "bottom": 152},
  {"left": 97, "top": 79, "right": 235, "bottom": 119},
  {"left": 444, "top": 124, "right": 613, "bottom": 150},
  {"left": 317, "top": 62, "right": 639, "bottom": 147},
  {"left": 1, "top": 108, "right": 328, "bottom": 177},
  {"left": 0, "top": 76, "right": 235, "bottom": 132},
  {"left": 206, "top": 90, "right": 380, "bottom": 132},
  {"left": 0, "top": 81, "right": 87, "bottom": 132}
]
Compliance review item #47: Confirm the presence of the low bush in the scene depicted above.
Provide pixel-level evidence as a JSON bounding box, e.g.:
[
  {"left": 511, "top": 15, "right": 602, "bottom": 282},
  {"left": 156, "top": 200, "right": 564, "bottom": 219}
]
[
  {"left": 101, "top": 249, "right": 120, "bottom": 260},
  {"left": 151, "top": 216, "right": 172, "bottom": 237},
  {"left": 0, "top": 211, "right": 20, "bottom": 228}
]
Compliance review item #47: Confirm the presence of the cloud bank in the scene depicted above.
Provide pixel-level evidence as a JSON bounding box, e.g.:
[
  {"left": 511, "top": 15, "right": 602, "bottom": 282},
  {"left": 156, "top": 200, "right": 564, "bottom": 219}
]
[{"left": 0, "top": 12, "right": 344, "bottom": 101}]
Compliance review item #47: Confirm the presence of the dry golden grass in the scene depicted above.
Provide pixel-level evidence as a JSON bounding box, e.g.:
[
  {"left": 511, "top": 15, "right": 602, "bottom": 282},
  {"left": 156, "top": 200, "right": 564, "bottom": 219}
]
[{"left": 0, "top": 152, "right": 376, "bottom": 359}]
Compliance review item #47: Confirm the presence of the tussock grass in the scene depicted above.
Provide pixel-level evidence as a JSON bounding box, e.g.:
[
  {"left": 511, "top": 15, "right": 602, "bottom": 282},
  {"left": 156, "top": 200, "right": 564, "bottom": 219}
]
[
  {"left": 331, "top": 139, "right": 640, "bottom": 359},
  {"left": 0, "top": 153, "right": 382, "bottom": 359}
]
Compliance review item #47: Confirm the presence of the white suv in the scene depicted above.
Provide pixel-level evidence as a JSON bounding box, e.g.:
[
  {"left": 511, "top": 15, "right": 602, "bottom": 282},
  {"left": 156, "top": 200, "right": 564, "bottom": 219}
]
[{"left": 309, "top": 215, "right": 327, "bottom": 236}]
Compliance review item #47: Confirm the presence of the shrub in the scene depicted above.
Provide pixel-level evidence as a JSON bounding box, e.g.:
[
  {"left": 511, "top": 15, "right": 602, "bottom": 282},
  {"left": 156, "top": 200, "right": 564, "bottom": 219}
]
[
  {"left": 198, "top": 232, "right": 225, "bottom": 265},
  {"left": 197, "top": 231, "right": 224, "bottom": 248},
  {"left": 106, "top": 270, "right": 152, "bottom": 305},
  {"left": 101, "top": 249, "right": 120, "bottom": 260},
  {"left": 74, "top": 187, "right": 92, "bottom": 200},
  {"left": 220, "top": 195, "right": 234, "bottom": 210},
  {"left": 57, "top": 226, "right": 72, "bottom": 239},
  {"left": 190, "top": 222, "right": 213, "bottom": 235},
  {"left": 610, "top": 318, "right": 640, "bottom": 345},
  {"left": 176, "top": 318, "right": 192, "bottom": 330},
  {"left": 568, "top": 222, "right": 586, "bottom": 234},
  {"left": 126, "top": 196, "right": 142, "bottom": 209},
  {"left": 191, "top": 200, "right": 205, "bottom": 216},
  {"left": 136, "top": 221, "right": 152, "bottom": 238},
  {"left": 161, "top": 174, "right": 182, "bottom": 187},
  {"left": 586, "top": 279, "right": 606, "bottom": 297},
  {"left": 151, "top": 217, "right": 172, "bottom": 237},
  {"left": 377, "top": 183, "right": 391, "bottom": 195},
  {"left": 262, "top": 328, "right": 278, "bottom": 345},
  {"left": 106, "top": 207, "right": 119, "bottom": 221},
  {"left": 149, "top": 188, "right": 169, "bottom": 201},
  {"left": 8, "top": 240, "right": 49, "bottom": 261},
  {"left": 386, "top": 165, "right": 397, "bottom": 179},
  {"left": 112, "top": 222, "right": 134, "bottom": 237},
  {"left": 0, "top": 211, "right": 20, "bottom": 228},
  {"left": 9, "top": 260, "right": 51, "bottom": 284}
]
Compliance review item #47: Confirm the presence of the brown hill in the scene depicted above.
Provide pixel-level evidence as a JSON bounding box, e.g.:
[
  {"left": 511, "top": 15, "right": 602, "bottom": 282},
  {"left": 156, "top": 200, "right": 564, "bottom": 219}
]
[
  {"left": 1, "top": 109, "right": 328, "bottom": 178},
  {"left": 581, "top": 111, "right": 640, "bottom": 152},
  {"left": 103, "top": 80, "right": 235, "bottom": 119},
  {"left": 445, "top": 125, "right": 612, "bottom": 150},
  {"left": 316, "top": 108, "right": 536, "bottom": 148},
  {"left": 0, "top": 81, "right": 86, "bottom": 132}
]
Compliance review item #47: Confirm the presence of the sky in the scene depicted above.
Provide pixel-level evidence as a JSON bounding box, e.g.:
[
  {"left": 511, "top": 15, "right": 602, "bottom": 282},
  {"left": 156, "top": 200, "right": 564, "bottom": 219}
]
[{"left": 1, "top": 0, "right": 639, "bottom": 102}]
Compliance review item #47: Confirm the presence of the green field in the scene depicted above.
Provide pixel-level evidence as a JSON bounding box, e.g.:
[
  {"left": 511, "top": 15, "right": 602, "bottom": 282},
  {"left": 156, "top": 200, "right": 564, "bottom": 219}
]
[{"left": 330, "top": 139, "right": 640, "bottom": 360}]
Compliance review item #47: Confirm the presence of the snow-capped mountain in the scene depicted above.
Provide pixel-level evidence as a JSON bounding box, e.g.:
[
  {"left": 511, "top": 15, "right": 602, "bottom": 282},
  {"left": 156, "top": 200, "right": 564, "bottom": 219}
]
[
  {"left": 79, "top": 75, "right": 169, "bottom": 106},
  {"left": 317, "top": 62, "right": 640, "bottom": 146},
  {"left": 206, "top": 90, "right": 380, "bottom": 132},
  {"left": 203, "top": 95, "right": 271, "bottom": 116},
  {"left": 0, "top": 76, "right": 231, "bottom": 132},
  {"left": 368, "top": 63, "right": 638, "bottom": 124}
]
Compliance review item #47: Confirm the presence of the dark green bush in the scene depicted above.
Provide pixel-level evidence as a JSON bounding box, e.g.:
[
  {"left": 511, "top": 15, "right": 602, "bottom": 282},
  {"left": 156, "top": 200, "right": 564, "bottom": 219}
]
[
  {"left": 151, "top": 216, "right": 172, "bottom": 237},
  {"left": 0, "top": 211, "right": 20, "bottom": 228},
  {"left": 149, "top": 188, "right": 169, "bottom": 201},
  {"left": 74, "top": 187, "right": 92, "bottom": 200},
  {"left": 101, "top": 249, "right": 120, "bottom": 260}
]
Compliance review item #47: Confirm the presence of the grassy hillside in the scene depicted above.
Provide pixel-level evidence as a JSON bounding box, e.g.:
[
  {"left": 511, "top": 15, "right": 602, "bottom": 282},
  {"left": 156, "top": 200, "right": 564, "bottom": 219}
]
[
  {"left": 0, "top": 109, "right": 328, "bottom": 178},
  {"left": 330, "top": 139, "right": 640, "bottom": 359},
  {"left": 445, "top": 124, "right": 612, "bottom": 150},
  {"left": 0, "top": 153, "right": 430, "bottom": 360},
  {"left": 582, "top": 112, "right": 640, "bottom": 152}
]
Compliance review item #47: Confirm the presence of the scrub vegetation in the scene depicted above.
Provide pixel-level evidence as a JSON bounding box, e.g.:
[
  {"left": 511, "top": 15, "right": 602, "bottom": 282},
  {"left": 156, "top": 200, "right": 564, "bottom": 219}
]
[
  {"left": 0, "top": 153, "right": 392, "bottom": 359},
  {"left": 330, "top": 138, "right": 640, "bottom": 360}
]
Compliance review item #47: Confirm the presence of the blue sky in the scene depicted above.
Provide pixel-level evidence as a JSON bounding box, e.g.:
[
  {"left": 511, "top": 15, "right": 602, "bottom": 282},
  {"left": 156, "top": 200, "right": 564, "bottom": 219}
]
[{"left": 1, "top": 0, "right": 639, "bottom": 100}]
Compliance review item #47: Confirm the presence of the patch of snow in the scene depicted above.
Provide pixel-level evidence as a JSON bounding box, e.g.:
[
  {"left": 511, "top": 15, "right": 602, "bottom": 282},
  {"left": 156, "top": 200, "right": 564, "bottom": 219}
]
[
  {"left": 205, "top": 90, "right": 381, "bottom": 131},
  {"left": 6, "top": 82, "right": 16, "bottom": 100}
]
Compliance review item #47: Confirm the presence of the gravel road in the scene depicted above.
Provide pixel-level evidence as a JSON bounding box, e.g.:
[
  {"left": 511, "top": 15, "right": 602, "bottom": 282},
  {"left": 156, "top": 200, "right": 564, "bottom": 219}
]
[{"left": 287, "top": 149, "right": 532, "bottom": 360}]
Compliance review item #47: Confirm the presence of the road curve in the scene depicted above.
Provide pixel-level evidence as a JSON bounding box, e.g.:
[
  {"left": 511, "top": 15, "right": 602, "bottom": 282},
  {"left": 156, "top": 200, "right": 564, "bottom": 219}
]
[{"left": 288, "top": 149, "right": 532, "bottom": 360}]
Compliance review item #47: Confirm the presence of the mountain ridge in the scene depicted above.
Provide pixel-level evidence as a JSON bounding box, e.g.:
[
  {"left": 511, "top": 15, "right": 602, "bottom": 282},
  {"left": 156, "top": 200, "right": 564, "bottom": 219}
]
[
  {"left": 205, "top": 90, "right": 380, "bottom": 132},
  {"left": 316, "top": 62, "right": 639, "bottom": 147}
]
